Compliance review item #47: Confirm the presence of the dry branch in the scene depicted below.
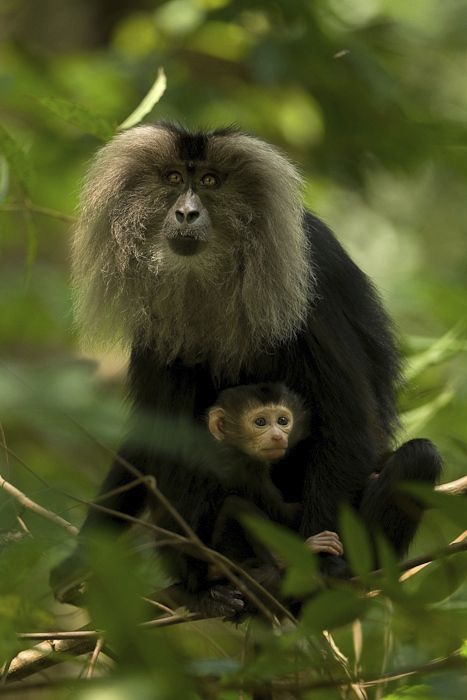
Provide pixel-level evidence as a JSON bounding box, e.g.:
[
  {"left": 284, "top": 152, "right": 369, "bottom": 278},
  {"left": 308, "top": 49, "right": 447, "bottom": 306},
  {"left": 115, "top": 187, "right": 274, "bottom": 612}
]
[
  {"left": 436, "top": 474, "right": 467, "bottom": 495},
  {"left": 399, "top": 530, "right": 467, "bottom": 581},
  {"left": 0, "top": 471, "right": 78, "bottom": 536},
  {"left": 3, "top": 638, "right": 93, "bottom": 682}
]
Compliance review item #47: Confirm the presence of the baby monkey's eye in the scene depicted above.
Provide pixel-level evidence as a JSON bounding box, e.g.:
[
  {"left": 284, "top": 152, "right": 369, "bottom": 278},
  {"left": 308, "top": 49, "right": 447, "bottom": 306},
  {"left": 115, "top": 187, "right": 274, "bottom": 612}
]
[
  {"left": 200, "top": 173, "right": 218, "bottom": 187},
  {"left": 277, "top": 416, "right": 289, "bottom": 426},
  {"left": 166, "top": 171, "right": 183, "bottom": 185},
  {"left": 254, "top": 417, "right": 267, "bottom": 427}
]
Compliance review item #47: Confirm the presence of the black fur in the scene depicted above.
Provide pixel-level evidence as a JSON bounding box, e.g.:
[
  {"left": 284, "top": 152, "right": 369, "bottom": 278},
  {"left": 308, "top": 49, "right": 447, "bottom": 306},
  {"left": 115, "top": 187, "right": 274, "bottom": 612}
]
[{"left": 51, "top": 201, "right": 442, "bottom": 611}]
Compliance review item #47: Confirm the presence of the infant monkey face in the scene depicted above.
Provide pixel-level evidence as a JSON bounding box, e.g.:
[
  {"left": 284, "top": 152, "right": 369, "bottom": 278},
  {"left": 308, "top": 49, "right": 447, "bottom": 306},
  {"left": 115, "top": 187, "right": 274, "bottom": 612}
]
[{"left": 243, "top": 405, "right": 294, "bottom": 462}]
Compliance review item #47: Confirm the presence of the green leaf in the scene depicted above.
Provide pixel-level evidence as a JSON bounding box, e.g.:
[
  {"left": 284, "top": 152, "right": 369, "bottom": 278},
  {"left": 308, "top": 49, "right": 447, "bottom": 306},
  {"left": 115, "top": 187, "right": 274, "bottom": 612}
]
[
  {"left": 400, "top": 483, "right": 467, "bottom": 530},
  {"left": 300, "top": 589, "right": 369, "bottom": 632},
  {"left": 401, "top": 387, "right": 454, "bottom": 437},
  {"left": 405, "top": 324, "right": 466, "bottom": 381},
  {"left": 374, "top": 533, "right": 408, "bottom": 601},
  {"left": 0, "top": 126, "right": 33, "bottom": 191},
  {"left": 339, "top": 505, "right": 374, "bottom": 578},
  {"left": 409, "top": 555, "right": 467, "bottom": 605},
  {"left": 40, "top": 97, "right": 116, "bottom": 140},
  {"left": 240, "top": 515, "right": 320, "bottom": 597},
  {"left": 119, "top": 68, "right": 167, "bottom": 130}
]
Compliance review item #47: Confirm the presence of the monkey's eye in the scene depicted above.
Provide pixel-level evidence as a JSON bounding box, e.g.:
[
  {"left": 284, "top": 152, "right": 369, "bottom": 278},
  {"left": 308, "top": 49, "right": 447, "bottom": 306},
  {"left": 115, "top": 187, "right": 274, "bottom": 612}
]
[
  {"left": 166, "top": 171, "right": 184, "bottom": 185},
  {"left": 254, "top": 417, "right": 267, "bottom": 427},
  {"left": 200, "top": 173, "right": 219, "bottom": 187},
  {"left": 277, "top": 416, "right": 289, "bottom": 426}
]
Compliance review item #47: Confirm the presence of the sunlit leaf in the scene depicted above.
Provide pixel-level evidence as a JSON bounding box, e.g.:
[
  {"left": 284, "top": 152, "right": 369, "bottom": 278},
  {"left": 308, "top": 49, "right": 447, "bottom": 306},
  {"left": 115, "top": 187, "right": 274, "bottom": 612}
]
[
  {"left": 119, "top": 69, "right": 167, "bottom": 130},
  {"left": 407, "top": 335, "right": 467, "bottom": 354},
  {"left": 40, "top": 97, "right": 116, "bottom": 140},
  {"left": 188, "top": 21, "right": 250, "bottom": 61},
  {"left": 155, "top": 0, "right": 204, "bottom": 36},
  {"left": 405, "top": 325, "right": 466, "bottom": 381},
  {"left": 401, "top": 388, "right": 454, "bottom": 437}
]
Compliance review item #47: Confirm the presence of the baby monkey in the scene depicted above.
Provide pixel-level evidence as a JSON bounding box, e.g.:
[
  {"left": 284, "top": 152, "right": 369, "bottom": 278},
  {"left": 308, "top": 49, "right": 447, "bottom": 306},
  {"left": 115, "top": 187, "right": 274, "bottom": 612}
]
[{"left": 206, "top": 383, "right": 343, "bottom": 582}]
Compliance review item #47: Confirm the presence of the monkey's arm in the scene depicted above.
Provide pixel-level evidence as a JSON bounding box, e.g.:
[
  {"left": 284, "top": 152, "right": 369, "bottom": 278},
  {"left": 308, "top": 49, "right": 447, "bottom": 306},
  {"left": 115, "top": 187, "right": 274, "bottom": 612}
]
[{"left": 281, "top": 216, "right": 397, "bottom": 575}]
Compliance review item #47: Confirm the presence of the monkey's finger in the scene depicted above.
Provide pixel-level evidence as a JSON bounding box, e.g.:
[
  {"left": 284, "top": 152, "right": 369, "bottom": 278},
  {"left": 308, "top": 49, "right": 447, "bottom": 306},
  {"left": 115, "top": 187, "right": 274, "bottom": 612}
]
[
  {"left": 317, "top": 538, "right": 344, "bottom": 555},
  {"left": 314, "top": 532, "right": 343, "bottom": 545},
  {"left": 315, "top": 545, "right": 343, "bottom": 555},
  {"left": 307, "top": 533, "right": 343, "bottom": 547},
  {"left": 305, "top": 538, "right": 343, "bottom": 555},
  {"left": 319, "top": 535, "right": 343, "bottom": 550}
]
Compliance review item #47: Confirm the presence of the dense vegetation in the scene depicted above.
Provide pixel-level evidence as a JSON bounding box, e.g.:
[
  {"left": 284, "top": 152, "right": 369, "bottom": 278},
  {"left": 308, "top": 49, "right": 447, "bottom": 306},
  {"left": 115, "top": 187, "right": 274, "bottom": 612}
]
[{"left": 0, "top": 1, "right": 466, "bottom": 698}]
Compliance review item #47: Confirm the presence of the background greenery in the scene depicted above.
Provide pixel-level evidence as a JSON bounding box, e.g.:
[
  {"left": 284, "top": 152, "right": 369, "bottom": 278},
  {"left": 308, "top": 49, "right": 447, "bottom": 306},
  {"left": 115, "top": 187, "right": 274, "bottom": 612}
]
[{"left": 0, "top": 0, "right": 466, "bottom": 698}]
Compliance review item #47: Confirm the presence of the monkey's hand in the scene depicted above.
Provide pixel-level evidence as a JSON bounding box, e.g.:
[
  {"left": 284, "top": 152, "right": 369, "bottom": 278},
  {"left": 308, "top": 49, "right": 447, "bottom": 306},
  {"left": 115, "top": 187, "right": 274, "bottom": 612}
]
[
  {"left": 184, "top": 583, "right": 245, "bottom": 620},
  {"left": 305, "top": 531, "right": 343, "bottom": 556},
  {"left": 306, "top": 533, "right": 350, "bottom": 579}
]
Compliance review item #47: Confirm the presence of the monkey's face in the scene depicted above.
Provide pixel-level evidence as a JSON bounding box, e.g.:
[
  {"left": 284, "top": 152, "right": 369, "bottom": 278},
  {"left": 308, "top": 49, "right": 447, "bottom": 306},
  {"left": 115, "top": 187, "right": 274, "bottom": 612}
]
[
  {"left": 157, "top": 152, "right": 257, "bottom": 260},
  {"left": 242, "top": 405, "right": 294, "bottom": 462},
  {"left": 74, "top": 126, "right": 310, "bottom": 359},
  {"left": 209, "top": 402, "right": 295, "bottom": 462},
  {"left": 159, "top": 165, "right": 219, "bottom": 257}
]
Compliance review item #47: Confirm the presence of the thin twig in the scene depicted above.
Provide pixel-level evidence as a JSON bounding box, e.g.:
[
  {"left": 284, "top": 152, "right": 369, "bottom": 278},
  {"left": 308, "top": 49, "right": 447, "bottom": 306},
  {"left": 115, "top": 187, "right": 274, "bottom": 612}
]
[
  {"left": 1, "top": 651, "right": 465, "bottom": 695},
  {"left": 3, "top": 436, "right": 293, "bottom": 622},
  {"left": 399, "top": 531, "right": 467, "bottom": 581},
  {"left": 0, "top": 471, "right": 78, "bottom": 536},
  {"left": 69, "top": 418, "right": 294, "bottom": 624},
  {"left": 0, "top": 202, "right": 75, "bottom": 223},
  {"left": 214, "top": 651, "right": 466, "bottom": 695},
  {"left": 85, "top": 637, "right": 105, "bottom": 679},
  {"left": 0, "top": 423, "right": 31, "bottom": 535},
  {"left": 398, "top": 538, "right": 467, "bottom": 575}
]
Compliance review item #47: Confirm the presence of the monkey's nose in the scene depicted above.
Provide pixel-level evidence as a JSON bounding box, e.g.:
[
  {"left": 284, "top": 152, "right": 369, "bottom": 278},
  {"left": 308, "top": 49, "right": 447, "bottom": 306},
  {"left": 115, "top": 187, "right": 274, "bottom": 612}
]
[{"left": 175, "top": 208, "right": 200, "bottom": 224}]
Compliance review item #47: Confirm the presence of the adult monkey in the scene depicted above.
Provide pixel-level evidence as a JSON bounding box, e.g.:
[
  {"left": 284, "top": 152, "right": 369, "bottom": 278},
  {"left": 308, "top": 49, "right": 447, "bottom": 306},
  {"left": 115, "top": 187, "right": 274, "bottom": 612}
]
[{"left": 51, "top": 123, "right": 442, "bottom": 617}]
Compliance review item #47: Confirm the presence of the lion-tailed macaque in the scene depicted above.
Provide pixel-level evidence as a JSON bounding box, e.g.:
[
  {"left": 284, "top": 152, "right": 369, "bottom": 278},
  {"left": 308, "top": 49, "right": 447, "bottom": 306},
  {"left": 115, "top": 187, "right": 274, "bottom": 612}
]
[
  {"left": 204, "top": 383, "right": 343, "bottom": 611},
  {"left": 50, "top": 123, "right": 442, "bottom": 619}
]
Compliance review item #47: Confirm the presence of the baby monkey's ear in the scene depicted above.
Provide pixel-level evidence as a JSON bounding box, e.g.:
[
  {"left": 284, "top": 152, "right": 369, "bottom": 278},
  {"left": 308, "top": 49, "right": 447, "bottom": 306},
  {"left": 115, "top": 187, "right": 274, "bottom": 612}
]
[{"left": 208, "top": 407, "right": 226, "bottom": 441}]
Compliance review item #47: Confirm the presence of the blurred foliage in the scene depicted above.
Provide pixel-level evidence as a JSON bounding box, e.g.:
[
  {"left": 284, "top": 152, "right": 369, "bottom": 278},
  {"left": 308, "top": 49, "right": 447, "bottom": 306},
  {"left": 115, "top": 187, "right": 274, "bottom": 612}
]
[{"left": 0, "top": 0, "right": 467, "bottom": 697}]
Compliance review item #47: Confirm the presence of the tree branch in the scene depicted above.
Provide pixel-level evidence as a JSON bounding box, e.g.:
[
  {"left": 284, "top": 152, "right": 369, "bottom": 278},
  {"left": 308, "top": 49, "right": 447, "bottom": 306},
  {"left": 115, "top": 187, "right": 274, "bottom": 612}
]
[
  {"left": 0, "top": 471, "right": 78, "bottom": 536},
  {"left": 0, "top": 202, "right": 75, "bottom": 223},
  {"left": 399, "top": 530, "right": 467, "bottom": 581},
  {"left": 436, "top": 475, "right": 467, "bottom": 495}
]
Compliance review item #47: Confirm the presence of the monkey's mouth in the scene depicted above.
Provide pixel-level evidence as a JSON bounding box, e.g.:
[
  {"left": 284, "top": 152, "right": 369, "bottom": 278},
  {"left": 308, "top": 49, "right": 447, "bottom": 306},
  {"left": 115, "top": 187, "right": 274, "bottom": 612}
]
[
  {"left": 262, "top": 447, "right": 287, "bottom": 460},
  {"left": 168, "top": 236, "right": 208, "bottom": 257}
]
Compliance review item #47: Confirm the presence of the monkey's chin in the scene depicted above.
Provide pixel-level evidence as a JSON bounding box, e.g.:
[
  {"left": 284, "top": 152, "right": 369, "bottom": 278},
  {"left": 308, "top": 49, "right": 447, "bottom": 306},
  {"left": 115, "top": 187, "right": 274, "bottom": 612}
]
[
  {"left": 262, "top": 447, "right": 287, "bottom": 461},
  {"left": 168, "top": 238, "right": 207, "bottom": 257}
]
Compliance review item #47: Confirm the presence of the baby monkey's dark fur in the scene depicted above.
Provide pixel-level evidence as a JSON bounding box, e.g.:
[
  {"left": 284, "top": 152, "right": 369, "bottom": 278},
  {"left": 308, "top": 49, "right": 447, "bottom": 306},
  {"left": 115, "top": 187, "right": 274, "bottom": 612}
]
[{"left": 207, "top": 383, "right": 306, "bottom": 566}]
